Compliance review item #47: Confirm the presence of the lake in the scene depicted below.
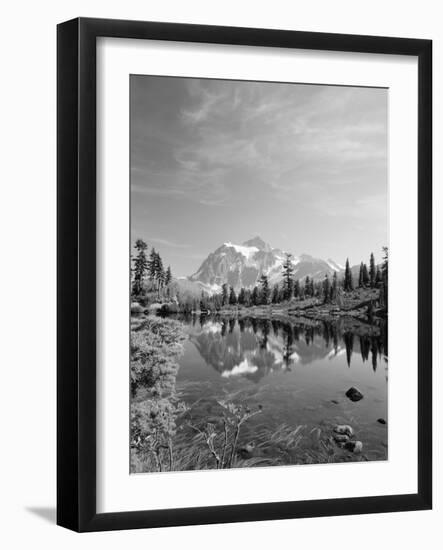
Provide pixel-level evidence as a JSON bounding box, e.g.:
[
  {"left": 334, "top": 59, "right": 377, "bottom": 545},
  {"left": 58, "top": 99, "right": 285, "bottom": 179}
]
[{"left": 175, "top": 315, "right": 388, "bottom": 463}]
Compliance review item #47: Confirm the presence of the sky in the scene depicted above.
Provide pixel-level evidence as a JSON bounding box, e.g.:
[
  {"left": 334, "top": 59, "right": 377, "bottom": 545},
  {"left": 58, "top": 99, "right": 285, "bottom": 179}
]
[{"left": 131, "top": 75, "right": 388, "bottom": 278}]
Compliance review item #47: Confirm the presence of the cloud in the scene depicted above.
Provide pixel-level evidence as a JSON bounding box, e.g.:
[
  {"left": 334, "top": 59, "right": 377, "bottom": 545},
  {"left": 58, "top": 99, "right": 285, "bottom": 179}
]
[{"left": 149, "top": 237, "right": 191, "bottom": 249}]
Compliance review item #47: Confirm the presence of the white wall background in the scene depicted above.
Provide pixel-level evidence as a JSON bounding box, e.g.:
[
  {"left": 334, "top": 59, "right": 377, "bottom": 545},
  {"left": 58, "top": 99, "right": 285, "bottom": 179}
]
[{"left": 0, "top": 0, "right": 440, "bottom": 547}]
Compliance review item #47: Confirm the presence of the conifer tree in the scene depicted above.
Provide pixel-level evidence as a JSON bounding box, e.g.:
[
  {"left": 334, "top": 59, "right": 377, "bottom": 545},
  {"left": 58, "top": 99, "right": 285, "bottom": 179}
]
[
  {"left": 330, "top": 271, "right": 338, "bottom": 302},
  {"left": 229, "top": 286, "right": 237, "bottom": 305},
  {"left": 294, "top": 279, "right": 300, "bottom": 299},
  {"left": 259, "top": 274, "right": 270, "bottom": 305},
  {"left": 323, "top": 274, "right": 331, "bottom": 304},
  {"left": 251, "top": 286, "right": 259, "bottom": 306},
  {"left": 369, "top": 252, "right": 376, "bottom": 288},
  {"left": 304, "top": 276, "right": 311, "bottom": 297},
  {"left": 281, "top": 253, "right": 294, "bottom": 300},
  {"left": 148, "top": 248, "right": 157, "bottom": 281},
  {"left": 358, "top": 262, "right": 364, "bottom": 288},
  {"left": 165, "top": 265, "right": 172, "bottom": 286},
  {"left": 381, "top": 246, "right": 388, "bottom": 310},
  {"left": 310, "top": 278, "right": 315, "bottom": 297},
  {"left": 375, "top": 266, "right": 382, "bottom": 285},
  {"left": 362, "top": 263, "right": 369, "bottom": 287},
  {"left": 132, "top": 239, "right": 148, "bottom": 296},
  {"left": 271, "top": 284, "right": 279, "bottom": 304},
  {"left": 344, "top": 258, "right": 353, "bottom": 291},
  {"left": 221, "top": 283, "right": 229, "bottom": 306},
  {"left": 238, "top": 287, "right": 246, "bottom": 305}
]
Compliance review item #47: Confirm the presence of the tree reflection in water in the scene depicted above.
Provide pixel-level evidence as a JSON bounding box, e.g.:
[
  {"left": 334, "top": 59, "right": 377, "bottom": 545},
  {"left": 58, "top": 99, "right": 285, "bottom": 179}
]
[{"left": 186, "top": 315, "right": 387, "bottom": 383}]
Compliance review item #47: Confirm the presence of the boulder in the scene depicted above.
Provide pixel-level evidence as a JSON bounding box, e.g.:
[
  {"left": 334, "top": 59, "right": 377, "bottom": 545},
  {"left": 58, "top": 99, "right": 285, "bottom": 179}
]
[
  {"left": 345, "top": 387, "right": 364, "bottom": 402},
  {"left": 344, "top": 440, "right": 363, "bottom": 453},
  {"left": 333, "top": 424, "right": 354, "bottom": 437},
  {"left": 377, "top": 418, "right": 387, "bottom": 425},
  {"left": 130, "top": 302, "right": 144, "bottom": 314}
]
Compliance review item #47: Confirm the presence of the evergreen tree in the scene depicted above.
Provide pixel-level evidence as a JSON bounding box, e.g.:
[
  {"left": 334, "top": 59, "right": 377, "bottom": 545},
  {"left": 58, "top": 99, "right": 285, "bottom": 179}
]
[
  {"left": 155, "top": 252, "right": 165, "bottom": 285},
  {"left": 259, "top": 274, "right": 270, "bottom": 305},
  {"left": 375, "top": 266, "right": 382, "bottom": 285},
  {"left": 309, "top": 278, "right": 315, "bottom": 297},
  {"left": 362, "top": 263, "right": 369, "bottom": 286},
  {"left": 238, "top": 287, "right": 246, "bottom": 305},
  {"left": 229, "top": 286, "right": 237, "bottom": 305},
  {"left": 132, "top": 239, "right": 148, "bottom": 296},
  {"left": 330, "top": 271, "right": 338, "bottom": 302},
  {"left": 271, "top": 284, "right": 279, "bottom": 304},
  {"left": 369, "top": 252, "right": 376, "bottom": 288},
  {"left": 281, "top": 253, "right": 294, "bottom": 300},
  {"left": 221, "top": 283, "right": 229, "bottom": 306},
  {"left": 358, "top": 262, "right": 364, "bottom": 288},
  {"left": 323, "top": 274, "right": 331, "bottom": 304},
  {"left": 344, "top": 258, "right": 353, "bottom": 291},
  {"left": 294, "top": 279, "right": 300, "bottom": 299},
  {"left": 251, "top": 286, "right": 260, "bottom": 306},
  {"left": 304, "top": 276, "right": 311, "bottom": 298},
  {"left": 381, "top": 246, "right": 388, "bottom": 311},
  {"left": 165, "top": 265, "right": 172, "bottom": 286},
  {"left": 148, "top": 248, "right": 157, "bottom": 280}
]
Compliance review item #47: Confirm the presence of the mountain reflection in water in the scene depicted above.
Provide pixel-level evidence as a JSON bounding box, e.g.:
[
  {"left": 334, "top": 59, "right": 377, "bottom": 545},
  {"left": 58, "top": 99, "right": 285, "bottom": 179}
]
[
  {"left": 171, "top": 315, "right": 388, "bottom": 463},
  {"left": 185, "top": 316, "right": 387, "bottom": 384}
]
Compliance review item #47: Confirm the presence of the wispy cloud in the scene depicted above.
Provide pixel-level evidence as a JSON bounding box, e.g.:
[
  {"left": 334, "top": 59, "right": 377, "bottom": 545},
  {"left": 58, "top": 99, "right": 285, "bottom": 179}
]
[
  {"left": 130, "top": 76, "right": 387, "bottom": 274},
  {"left": 150, "top": 237, "right": 191, "bottom": 249}
]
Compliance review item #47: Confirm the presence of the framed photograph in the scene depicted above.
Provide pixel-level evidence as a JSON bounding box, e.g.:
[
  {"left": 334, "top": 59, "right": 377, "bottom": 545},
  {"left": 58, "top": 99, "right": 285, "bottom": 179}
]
[{"left": 57, "top": 17, "right": 432, "bottom": 532}]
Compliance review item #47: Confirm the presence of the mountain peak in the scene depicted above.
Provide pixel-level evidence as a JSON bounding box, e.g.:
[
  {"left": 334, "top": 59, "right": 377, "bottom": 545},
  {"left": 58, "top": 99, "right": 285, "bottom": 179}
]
[{"left": 242, "top": 236, "right": 269, "bottom": 250}]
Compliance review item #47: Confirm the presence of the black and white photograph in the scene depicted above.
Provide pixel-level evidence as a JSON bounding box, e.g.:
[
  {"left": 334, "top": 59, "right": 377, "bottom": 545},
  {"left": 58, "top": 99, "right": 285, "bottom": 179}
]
[{"left": 130, "top": 75, "right": 389, "bottom": 473}]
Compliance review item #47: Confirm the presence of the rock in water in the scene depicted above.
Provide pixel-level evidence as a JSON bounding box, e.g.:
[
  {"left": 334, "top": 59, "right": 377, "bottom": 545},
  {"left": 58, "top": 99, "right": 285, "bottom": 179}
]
[
  {"left": 344, "top": 441, "right": 363, "bottom": 453},
  {"left": 377, "top": 418, "right": 387, "bottom": 425},
  {"left": 334, "top": 425, "right": 354, "bottom": 437},
  {"left": 345, "top": 387, "right": 364, "bottom": 402}
]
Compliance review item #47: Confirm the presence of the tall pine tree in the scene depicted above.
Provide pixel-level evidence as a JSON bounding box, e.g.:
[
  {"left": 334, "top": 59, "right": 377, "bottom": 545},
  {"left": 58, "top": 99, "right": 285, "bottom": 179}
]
[
  {"left": 358, "top": 262, "right": 364, "bottom": 288},
  {"left": 238, "top": 287, "right": 246, "bottom": 305},
  {"left": 330, "top": 271, "right": 338, "bottom": 302},
  {"left": 132, "top": 239, "right": 148, "bottom": 296},
  {"left": 294, "top": 279, "right": 300, "bottom": 299},
  {"left": 229, "top": 286, "right": 237, "bottom": 305},
  {"left": 271, "top": 284, "right": 279, "bottom": 304},
  {"left": 344, "top": 258, "right": 353, "bottom": 291},
  {"left": 304, "top": 276, "right": 311, "bottom": 297},
  {"left": 221, "top": 283, "right": 229, "bottom": 306},
  {"left": 381, "top": 246, "right": 388, "bottom": 311},
  {"left": 251, "top": 286, "right": 260, "bottom": 306},
  {"left": 323, "top": 274, "right": 331, "bottom": 303},
  {"left": 362, "top": 263, "right": 369, "bottom": 287},
  {"left": 259, "top": 274, "right": 270, "bottom": 305},
  {"left": 369, "top": 252, "right": 376, "bottom": 288},
  {"left": 281, "top": 253, "right": 294, "bottom": 300},
  {"left": 165, "top": 265, "right": 172, "bottom": 286}
]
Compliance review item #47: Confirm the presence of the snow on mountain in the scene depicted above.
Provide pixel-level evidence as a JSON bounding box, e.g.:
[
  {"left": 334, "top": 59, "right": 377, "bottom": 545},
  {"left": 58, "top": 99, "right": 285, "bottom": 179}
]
[
  {"left": 326, "top": 258, "right": 344, "bottom": 271},
  {"left": 223, "top": 242, "right": 259, "bottom": 262},
  {"left": 186, "top": 236, "right": 346, "bottom": 294}
]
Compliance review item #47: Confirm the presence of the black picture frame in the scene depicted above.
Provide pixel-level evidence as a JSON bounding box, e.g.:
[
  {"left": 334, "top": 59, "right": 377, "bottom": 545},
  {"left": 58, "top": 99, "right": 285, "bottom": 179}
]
[{"left": 57, "top": 17, "right": 432, "bottom": 532}]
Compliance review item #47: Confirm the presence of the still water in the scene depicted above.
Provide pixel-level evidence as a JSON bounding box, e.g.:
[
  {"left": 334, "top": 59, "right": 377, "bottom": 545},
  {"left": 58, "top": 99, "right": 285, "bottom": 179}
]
[{"left": 176, "top": 315, "right": 388, "bottom": 462}]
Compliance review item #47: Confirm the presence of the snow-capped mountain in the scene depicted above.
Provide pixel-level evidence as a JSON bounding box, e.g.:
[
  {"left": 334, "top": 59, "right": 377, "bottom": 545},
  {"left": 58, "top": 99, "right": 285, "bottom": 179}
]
[{"left": 188, "top": 236, "right": 345, "bottom": 293}]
